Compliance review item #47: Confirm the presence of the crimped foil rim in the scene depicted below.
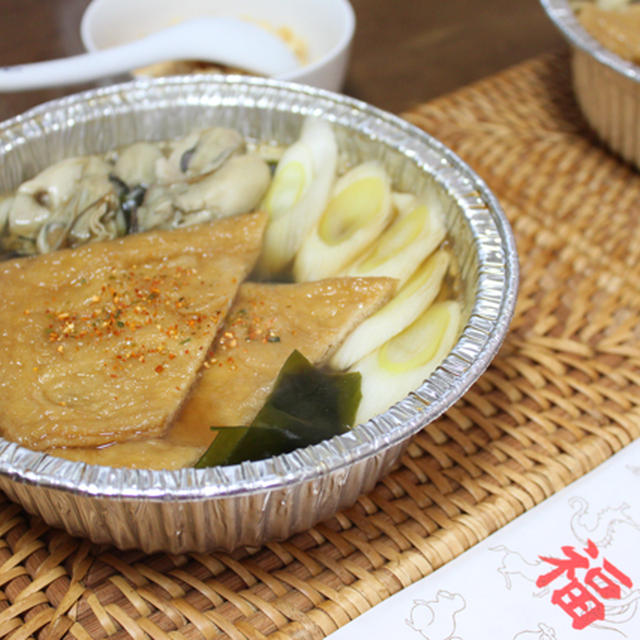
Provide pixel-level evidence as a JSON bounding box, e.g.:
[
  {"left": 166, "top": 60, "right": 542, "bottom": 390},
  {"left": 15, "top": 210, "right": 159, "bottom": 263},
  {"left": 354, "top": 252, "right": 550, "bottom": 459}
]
[
  {"left": 0, "top": 75, "right": 518, "bottom": 500},
  {"left": 541, "top": 0, "right": 640, "bottom": 81}
]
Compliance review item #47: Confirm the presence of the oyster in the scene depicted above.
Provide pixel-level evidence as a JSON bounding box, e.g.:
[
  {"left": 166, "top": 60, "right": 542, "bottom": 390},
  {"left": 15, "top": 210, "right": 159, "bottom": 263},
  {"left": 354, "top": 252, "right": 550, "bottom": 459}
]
[
  {"left": 171, "top": 154, "right": 271, "bottom": 218},
  {"left": 0, "top": 195, "right": 13, "bottom": 235},
  {"left": 137, "top": 153, "right": 271, "bottom": 230},
  {"left": 134, "top": 184, "right": 177, "bottom": 231},
  {"left": 67, "top": 173, "right": 123, "bottom": 247},
  {"left": 2, "top": 156, "right": 121, "bottom": 255},
  {"left": 36, "top": 222, "right": 68, "bottom": 254},
  {"left": 156, "top": 127, "right": 245, "bottom": 184},
  {"left": 113, "top": 141, "right": 163, "bottom": 187},
  {"left": 0, "top": 127, "right": 272, "bottom": 256}
]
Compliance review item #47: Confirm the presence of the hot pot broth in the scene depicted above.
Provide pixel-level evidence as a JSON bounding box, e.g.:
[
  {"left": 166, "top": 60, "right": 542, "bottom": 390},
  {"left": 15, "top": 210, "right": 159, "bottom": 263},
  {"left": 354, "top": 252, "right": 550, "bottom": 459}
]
[{"left": 0, "top": 117, "right": 463, "bottom": 469}]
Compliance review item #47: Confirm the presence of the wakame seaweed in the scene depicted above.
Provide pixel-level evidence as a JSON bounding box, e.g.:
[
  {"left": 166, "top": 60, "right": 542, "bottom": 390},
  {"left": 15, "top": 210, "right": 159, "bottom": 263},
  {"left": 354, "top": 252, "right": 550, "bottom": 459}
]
[{"left": 195, "top": 350, "right": 362, "bottom": 467}]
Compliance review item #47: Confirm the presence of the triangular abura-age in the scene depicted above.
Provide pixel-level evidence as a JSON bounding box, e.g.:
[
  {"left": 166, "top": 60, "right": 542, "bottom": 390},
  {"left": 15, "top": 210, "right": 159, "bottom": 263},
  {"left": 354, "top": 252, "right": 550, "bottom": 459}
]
[
  {"left": 170, "top": 276, "right": 397, "bottom": 448},
  {"left": 47, "top": 276, "right": 396, "bottom": 469},
  {"left": 0, "top": 211, "right": 267, "bottom": 450}
]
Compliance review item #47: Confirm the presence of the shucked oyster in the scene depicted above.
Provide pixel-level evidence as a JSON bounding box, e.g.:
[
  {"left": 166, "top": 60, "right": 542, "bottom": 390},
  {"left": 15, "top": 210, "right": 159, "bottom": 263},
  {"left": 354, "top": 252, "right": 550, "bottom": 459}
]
[
  {"left": 0, "top": 127, "right": 271, "bottom": 256},
  {"left": 2, "top": 156, "right": 122, "bottom": 255},
  {"left": 113, "top": 142, "right": 163, "bottom": 187},
  {"left": 167, "top": 154, "right": 271, "bottom": 219},
  {"left": 136, "top": 130, "right": 270, "bottom": 232},
  {"left": 156, "top": 127, "right": 246, "bottom": 184},
  {"left": 134, "top": 152, "right": 271, "bottom": 233}
]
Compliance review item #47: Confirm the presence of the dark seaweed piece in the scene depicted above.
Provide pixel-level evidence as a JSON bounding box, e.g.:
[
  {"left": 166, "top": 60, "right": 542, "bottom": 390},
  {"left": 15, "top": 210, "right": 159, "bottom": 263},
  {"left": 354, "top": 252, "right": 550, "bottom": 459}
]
[
  {"left": 194, "top": 427, "right": 249, "bottom": 468},
  {"left": 195, "top": 350, "right": 362, "bottom": 467}
]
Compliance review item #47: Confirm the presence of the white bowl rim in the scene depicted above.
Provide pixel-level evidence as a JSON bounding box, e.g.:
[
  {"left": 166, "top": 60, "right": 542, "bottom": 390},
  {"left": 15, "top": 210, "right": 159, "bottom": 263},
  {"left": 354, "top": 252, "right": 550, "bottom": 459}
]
[{"left": 79, "top": 0, "right": 356, "bottom": 84}]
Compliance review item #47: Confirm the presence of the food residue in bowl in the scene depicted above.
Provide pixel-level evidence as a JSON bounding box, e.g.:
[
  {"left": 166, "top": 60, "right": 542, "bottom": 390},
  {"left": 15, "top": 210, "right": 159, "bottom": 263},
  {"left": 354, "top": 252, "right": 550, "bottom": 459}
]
[
  {"left": 133, "top": 18, "right": 308, "bottom": 77},
  {"left": 0, "top": 117, "right": 463, "bottom": 470}
]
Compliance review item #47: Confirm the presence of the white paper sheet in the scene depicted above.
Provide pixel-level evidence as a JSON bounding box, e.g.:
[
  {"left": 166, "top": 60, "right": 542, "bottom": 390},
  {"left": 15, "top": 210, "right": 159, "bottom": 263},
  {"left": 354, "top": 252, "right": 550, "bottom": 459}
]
[{"left": 326, "top": 439, "right": 640, "bottom": 639}]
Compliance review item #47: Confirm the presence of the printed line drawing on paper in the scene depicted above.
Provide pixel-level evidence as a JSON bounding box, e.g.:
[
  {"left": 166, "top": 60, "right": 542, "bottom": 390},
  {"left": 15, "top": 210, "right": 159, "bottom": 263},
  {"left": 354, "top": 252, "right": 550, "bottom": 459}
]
[
  {"left": 512, "top": 622, "right": 557, "bottom": 640},
  {"left": 490, "top": 545, "right": 548, "bottom": 597},
  {"left": 536, "top": 538, "right": 637, "bottom": 632},
  {"left": 626, "top": 464, "right": 640, "bottom": 478},
  {"left": 569, "top": 497, "right": 640, "bottom": 547},
  {"left": 405, "top": 590, "right": 466, "bottom": 640},
  {"left": 490, "top": 495, "right": 640, "bottom": 635}
]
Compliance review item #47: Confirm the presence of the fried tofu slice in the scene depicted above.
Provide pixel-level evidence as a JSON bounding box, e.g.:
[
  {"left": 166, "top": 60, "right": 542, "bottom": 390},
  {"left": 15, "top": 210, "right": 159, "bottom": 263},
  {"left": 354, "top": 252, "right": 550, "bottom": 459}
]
[
  {"left": 48, "top": 439, "right": 202, "bottom": 470},
  {"left": 169, "top": 277, "right": 396, "bottom": 449},
  {"left": 46, "top": 276, "right": 396, "bottom": 468},
  {"left": 0, "top": 211, "right": 266, "bottom": 450}
]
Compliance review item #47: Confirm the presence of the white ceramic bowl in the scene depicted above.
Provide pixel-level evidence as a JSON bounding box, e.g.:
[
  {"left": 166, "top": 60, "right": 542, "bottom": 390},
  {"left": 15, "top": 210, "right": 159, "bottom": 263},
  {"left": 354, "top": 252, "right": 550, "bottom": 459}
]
[{"left": 80, "top": 0, "right": 355, "bottom": 92}]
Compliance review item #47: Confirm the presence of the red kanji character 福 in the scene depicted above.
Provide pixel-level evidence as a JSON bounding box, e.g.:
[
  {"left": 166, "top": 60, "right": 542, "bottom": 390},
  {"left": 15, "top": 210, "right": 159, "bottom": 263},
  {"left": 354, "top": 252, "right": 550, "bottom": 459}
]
[
  {"left": 551, "top": 577, "right": 605, "bottom": 630},
  {"left": 585, "top": 559, "right": 634, "bottom": 600},
  {"left": 536, "top": 539, "right": 634, "bottom": 631},
  {"left": 536, "top": 545, "right": 590, "bottom": 589}
]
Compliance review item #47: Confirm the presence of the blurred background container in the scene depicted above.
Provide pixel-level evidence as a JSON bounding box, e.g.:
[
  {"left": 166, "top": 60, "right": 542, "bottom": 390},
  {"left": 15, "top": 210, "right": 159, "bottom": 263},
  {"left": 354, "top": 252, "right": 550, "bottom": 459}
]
[
  {"left": 541, "top": 0, "right": 640, "bottom": 169},
  {"left": 0, "top": 0, "right": 564, "bottom": 120},
  {"left": 80, "top": 0, "right": 355, "bottom": 91}
]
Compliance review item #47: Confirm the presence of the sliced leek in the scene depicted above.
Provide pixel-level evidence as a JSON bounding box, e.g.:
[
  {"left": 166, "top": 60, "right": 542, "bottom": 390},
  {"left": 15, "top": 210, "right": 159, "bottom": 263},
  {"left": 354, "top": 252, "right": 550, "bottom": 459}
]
[
  {"left": 390, "top": 191, "right": 417, "bottom": 216},
  {"left": 342, "top": 189, "right": 446, "bottom": 286},
  {"left": 331, "top": 249, "right": 450, "bottom": 370},
  {"left": 256, "top": 117, "right": 337, "bottom": 278},
  {"left": 293, "top": 162, "right": 393, "bottom": 282},
  {"left": 351, "top": 300, "right": 461, "bottom": 424}
]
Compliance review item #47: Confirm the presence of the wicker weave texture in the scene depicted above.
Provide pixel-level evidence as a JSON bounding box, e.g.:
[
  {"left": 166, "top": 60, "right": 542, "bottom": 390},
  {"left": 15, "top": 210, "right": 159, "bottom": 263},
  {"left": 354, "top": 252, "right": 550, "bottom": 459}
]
[{"left": 1, "top": 51, "right": 639, "bottom": 640}]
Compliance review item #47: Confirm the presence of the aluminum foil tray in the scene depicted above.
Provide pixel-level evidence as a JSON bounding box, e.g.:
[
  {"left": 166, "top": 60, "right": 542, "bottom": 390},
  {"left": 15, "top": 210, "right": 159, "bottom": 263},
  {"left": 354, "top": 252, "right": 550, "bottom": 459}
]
[
  {"left": 0, "top": 76, "right": 518, "bottom": 553},
  {"left": 541, "top": 0, "right": 640, "bottom": 169}
]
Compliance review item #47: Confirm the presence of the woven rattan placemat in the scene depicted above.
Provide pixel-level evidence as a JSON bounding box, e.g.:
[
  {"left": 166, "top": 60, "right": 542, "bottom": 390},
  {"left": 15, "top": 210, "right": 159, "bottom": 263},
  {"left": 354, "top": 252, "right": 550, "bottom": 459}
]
[{"left": 2, "top": 51, "right": 640, "bottom": 640}]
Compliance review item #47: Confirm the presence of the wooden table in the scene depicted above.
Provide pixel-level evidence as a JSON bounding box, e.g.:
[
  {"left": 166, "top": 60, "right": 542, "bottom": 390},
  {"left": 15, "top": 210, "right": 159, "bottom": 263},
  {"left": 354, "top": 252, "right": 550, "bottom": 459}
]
[{"left": 0, "top": 0, "right": 565, "bottom": 120}]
